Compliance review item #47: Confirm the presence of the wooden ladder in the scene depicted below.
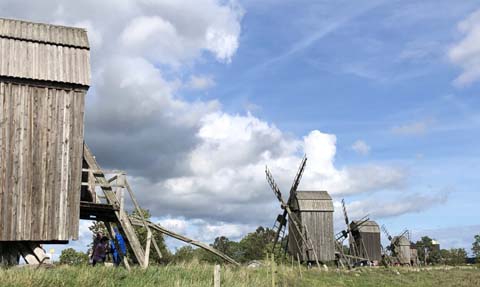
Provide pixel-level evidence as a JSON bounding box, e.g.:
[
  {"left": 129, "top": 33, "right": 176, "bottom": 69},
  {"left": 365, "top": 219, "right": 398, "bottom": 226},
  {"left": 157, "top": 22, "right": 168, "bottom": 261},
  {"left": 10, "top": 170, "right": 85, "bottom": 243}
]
[{"left": 83, "top": 144, "right": 146, "bottom": 268}]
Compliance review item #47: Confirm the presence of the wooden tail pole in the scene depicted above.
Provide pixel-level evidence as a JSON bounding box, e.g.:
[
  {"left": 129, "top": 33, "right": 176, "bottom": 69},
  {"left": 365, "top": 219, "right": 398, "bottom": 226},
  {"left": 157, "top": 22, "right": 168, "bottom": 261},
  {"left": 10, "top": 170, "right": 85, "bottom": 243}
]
[
  {"left": 130, "top": 217, "right": 240, "bottom": 266},
  {"left": 271, "top": 253, "right": 276, "bottom": 287}
]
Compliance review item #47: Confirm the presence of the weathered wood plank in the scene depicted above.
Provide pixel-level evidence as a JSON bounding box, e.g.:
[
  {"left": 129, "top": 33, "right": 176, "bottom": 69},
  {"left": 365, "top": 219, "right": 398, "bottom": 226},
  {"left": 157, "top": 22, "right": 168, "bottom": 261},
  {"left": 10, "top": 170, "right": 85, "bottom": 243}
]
[
  {"left": 83, "top": 145, "right": 146, "bottom": 267},
  {"left": 0, "top": 18, "right": 89, "bottom": 243}
]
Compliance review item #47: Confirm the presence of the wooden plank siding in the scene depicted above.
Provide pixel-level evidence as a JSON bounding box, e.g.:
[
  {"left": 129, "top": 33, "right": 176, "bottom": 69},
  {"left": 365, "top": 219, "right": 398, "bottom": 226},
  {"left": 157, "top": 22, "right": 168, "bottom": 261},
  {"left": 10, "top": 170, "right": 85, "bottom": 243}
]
[
  {"left": 0, "top": 83, "right": 85, "bottom": 241},
  {"left": 0, "top": 18, "right": 89, "bottom": 242},
  {"left": 288, "top": 191, "right": 335, "bottom": 262},
  {"left": 351, "top": 221, "right": 382, "bottom": 262}
]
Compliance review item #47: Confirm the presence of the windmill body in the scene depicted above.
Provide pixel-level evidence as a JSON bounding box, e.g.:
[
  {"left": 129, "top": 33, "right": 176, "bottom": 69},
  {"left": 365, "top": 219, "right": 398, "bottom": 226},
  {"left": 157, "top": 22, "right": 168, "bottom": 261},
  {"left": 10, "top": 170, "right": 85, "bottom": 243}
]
[
  {"left": 391, "top": 235, "right": 411, "bottom": 265},
  {"left": 266, "top": 156, "right": 335, "bottom": 264},
  {"left": 350, "top": 220, "right": 382, "bottom": 262},
  {"left": 289, "top": 191, "right": 335, "bottom": 262}
]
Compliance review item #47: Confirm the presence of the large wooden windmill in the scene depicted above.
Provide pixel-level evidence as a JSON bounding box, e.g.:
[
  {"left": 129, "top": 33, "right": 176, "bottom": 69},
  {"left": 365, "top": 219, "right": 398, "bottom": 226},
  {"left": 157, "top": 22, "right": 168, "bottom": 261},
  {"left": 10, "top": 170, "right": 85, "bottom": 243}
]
[
  {"left": 266, "top": 156, "right": 335, "bottom": 263},
  {"left": 0, "top": 18, "right": 238, "bottom": 267}
]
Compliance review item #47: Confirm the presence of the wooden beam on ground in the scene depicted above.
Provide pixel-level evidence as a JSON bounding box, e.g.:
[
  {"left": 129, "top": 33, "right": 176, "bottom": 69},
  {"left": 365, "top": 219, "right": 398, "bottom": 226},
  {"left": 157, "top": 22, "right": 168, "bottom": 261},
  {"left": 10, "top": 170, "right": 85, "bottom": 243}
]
[{"left": 130, "top": 217, "right": 240, "bottom": 266}]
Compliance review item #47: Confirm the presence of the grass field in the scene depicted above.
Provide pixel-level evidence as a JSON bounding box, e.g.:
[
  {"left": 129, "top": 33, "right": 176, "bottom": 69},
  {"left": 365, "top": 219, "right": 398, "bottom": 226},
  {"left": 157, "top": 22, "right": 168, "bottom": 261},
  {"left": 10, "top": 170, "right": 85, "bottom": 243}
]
[{"left": 0, "top": 262, "right": 478, "bottom": 287}]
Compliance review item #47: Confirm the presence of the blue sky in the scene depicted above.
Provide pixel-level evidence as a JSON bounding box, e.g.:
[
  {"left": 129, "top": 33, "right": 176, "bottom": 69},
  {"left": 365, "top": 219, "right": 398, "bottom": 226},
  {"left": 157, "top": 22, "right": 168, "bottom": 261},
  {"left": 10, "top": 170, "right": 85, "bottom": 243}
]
[
  {"left": 190, "top": 0, "right": 480, "bottom": 247},
  {"left": 2, "top": 0, "right": 479, "bottom": 259}
]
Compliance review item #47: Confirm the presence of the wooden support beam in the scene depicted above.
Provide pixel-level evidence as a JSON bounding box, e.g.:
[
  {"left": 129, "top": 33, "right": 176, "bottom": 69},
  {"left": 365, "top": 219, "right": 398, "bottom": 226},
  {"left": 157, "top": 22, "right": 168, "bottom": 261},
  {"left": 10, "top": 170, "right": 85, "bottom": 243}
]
[
  {"left": 16, "top": 243, "right": 40, "bottom": 265},
  {"left": 130, "top": 217, "right": 240, "bottom": 266},
  {"left": 144, "top": 228, "right": 152, "bottom": 268},
  {"left": 83, "top": 144, "right": 146, "bottom": 268}
]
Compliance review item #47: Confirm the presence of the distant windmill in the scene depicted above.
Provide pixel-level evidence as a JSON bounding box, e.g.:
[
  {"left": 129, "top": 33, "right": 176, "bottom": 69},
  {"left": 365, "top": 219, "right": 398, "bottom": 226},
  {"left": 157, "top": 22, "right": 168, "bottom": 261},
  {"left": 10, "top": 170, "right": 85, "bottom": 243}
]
[
  {"left": 335, "top": 199, "right": 370, "bottom": 267},
  {"left": 382, "top": 225, "right": 411, "bottom": 265},
  {"left": 266, "top": 156, "right": 335, "bottom": 264}
]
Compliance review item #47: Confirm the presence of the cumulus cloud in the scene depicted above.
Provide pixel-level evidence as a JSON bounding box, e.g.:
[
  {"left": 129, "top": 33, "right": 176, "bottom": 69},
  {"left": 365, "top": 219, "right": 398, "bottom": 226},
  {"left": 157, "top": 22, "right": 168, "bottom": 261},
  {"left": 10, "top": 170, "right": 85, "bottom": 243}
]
[
  {"left": 345, "top": 192, "right": 448, "bottom": 220},
  {"left": 0, "top": 0, "right": 445, "bottom": 247},
  {"left": 128, "top": 127, "right": 408, "bottom": 227},
  {"left": 449, "top": 9, "right": 480, "bottom": 87},
  {"left": 351, "top": 140, "right": 370, "bottom": 155}
]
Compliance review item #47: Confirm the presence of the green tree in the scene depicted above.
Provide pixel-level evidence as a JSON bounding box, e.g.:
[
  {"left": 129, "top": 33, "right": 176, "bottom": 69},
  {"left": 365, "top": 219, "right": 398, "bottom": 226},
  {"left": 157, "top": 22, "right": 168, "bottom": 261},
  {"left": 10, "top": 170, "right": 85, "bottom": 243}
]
[
  {"left": 238, "top": 226, "right": 276, "bottom": 262},
  {"left": 442, "top": 248, "right": 467, "bottom": 265},
  {"left": 415, "top": 236, "right": 441, "bottom": 265},
  {"left": 59, "top": 248, "right": 89, "bottom": 265},
  {"left": 472, "top": 234, "right": 480, "bottom": 259},
  {"left": 172, "top": 246, "right": 196, "bottom": 263}
]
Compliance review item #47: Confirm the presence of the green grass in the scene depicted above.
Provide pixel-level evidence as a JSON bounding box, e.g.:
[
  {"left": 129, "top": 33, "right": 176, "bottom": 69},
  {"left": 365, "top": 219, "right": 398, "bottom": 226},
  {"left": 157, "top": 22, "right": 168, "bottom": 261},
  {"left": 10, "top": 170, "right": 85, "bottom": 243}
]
[{"left": 0, "top": 262, "right": 478, "bottom": 287}]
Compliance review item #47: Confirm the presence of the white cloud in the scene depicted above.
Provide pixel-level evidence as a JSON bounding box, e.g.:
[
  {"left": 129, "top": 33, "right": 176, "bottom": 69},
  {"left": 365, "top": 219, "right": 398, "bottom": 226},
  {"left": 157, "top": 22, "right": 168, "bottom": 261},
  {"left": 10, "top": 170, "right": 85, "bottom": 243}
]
[
  {"left": 0, "top": 0, "right": 447, "bottom": 248},
  {"left": 449, "top": 9, "right": 480, "bottom": 87},
  {"left": 187, "top": 75, "right": 216, "bottom": 90},
  {"left": 132, "top": 127, "right": 407, "bottom": 226},
  {"left": 391, "top": 119, "right": 433, "bottom": 136},
  {"left": 158, "top": 218, "right": 189, "bottom": 235},
  {"left": 345, "top": 192, "right": 448, "bottom": 220},
  {"left": 351, "top": 140, "right": 370, "bottom": 155}
]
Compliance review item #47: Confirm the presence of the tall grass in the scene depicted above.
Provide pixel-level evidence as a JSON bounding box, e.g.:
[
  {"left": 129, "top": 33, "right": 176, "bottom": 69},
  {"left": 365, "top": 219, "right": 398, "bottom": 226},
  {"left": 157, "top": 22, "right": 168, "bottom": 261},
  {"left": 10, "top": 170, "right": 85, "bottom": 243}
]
[{"left": 0, "top": 262, "right": 478, "bottom": 287}]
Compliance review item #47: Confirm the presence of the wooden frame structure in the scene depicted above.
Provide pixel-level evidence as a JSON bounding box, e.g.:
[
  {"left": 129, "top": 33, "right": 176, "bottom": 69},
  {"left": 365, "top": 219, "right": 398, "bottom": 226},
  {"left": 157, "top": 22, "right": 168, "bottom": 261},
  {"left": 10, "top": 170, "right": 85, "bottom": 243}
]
[{"left": 81, "top": 145, "right": 239, "bottom": 268}]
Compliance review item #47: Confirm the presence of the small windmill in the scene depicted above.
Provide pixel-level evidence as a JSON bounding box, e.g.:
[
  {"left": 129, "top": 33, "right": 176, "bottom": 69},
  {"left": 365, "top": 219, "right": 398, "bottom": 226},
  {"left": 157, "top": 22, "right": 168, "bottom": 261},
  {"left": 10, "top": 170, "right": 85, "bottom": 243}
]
[
  {"left": 335, "top": 199, "right": 370, "bottom": 266},
  {"left": 266, "top": 156, "right": 322, "bottom": 264},
  {"left": 382, "top": 225, "right": 411, "bottom": 265}
]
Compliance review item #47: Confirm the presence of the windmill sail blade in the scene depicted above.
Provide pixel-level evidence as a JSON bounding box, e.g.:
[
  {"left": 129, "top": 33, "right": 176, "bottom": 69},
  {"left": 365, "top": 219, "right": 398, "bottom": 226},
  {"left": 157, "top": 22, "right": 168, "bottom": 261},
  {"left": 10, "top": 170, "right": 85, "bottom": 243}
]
[
  {"left": 288, "top": 155, "right": 307, "bottom": 200},
  {"left": 381, "top": 224, "right": 392, "bottom": 241},
  {"left": 266, "top": 166, "right": 289, "bottom": 251},
  {"left": 342, "top": 199, "right": 350, "bottom": 226},
  {"left": 266, "top": 166, "right": 286, "bottom": 205},
  {"left": 272, "top": 211, "right": 288, "bottom": 251}
]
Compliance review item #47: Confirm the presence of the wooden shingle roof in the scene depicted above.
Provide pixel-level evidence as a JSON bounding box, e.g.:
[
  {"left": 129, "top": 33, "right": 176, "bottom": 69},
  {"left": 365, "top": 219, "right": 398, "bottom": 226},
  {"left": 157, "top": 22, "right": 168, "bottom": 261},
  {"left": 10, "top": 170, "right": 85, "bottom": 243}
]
[
  {"left": 291, "top": 190, "right": 334, "bottom": 212},
  {"left": 0, "top": 18, "right": 90, "bottom": 86}
]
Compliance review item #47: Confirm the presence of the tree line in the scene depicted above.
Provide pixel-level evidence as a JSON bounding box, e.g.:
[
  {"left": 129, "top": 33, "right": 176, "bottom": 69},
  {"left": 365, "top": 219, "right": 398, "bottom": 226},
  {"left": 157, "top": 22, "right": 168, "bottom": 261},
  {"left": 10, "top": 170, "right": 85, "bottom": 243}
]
[{"left": 59, "top": 211, "right": 480, "bottom": 266}]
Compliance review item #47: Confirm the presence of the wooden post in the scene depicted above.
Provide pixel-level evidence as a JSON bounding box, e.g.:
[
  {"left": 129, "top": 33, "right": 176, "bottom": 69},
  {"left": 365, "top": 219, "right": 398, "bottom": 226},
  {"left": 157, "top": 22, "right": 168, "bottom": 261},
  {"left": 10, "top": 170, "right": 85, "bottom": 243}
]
[
  {"left": 214, "top": 264, "right": 221, "bottom": 287},
  {"left": 296, "top": 253, "right": 302, "bottom": 278},
  {"left": 144, "top": 228, "right": 152, "bottom": 268},
  {"left": 271, "top": 253, "right": 276, "bottom": 287},
  {"left": 125, "top": 180, "right": 163, "bottom": 261}
]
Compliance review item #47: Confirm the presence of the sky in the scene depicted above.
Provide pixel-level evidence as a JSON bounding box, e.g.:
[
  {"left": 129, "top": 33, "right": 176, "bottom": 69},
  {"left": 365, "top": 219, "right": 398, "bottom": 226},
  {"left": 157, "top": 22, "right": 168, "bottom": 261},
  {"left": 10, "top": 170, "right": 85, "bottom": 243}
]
[{"left": 1, "top": 0, "right": 479, "bottom": 259}]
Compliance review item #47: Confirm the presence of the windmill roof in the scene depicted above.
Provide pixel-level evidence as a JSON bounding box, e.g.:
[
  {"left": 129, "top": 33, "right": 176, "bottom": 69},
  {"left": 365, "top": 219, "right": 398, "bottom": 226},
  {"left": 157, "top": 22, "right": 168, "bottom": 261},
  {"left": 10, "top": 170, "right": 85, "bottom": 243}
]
[
  {"left": 295, "top": 190, "right": 332, "bottom": 200},
  {"left": 392, "top": 235, "right": 410, "bottom": 246},
  {"left": 0, "top": 18, "right": 89, "bottom": 48},
  {"left": 291, "top": 191, "right": 334, "bottom": 212},
  {"left": 351, "top": 220, "right": 380, "bottom": 233},
  {"left": 0, "top": 18, "right": 90, "bottom": 86}
]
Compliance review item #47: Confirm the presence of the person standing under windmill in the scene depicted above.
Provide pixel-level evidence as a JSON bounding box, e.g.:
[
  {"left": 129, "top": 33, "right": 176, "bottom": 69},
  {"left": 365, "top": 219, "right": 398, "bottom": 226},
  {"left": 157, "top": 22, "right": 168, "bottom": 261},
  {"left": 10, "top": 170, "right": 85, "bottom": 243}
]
[{"left": 91, "top": 233, "right": 110, "bottom": 266}]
